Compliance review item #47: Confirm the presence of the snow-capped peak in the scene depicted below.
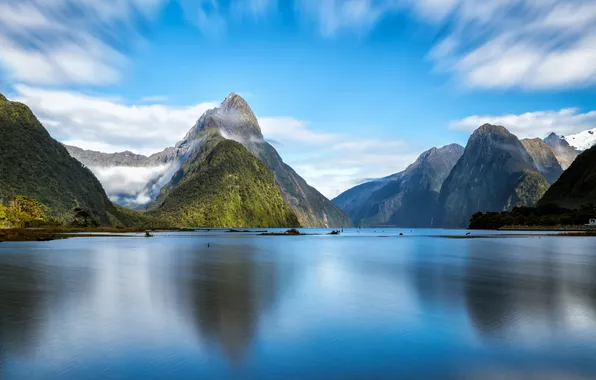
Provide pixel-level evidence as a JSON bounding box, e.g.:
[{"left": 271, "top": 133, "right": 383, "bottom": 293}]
[{"left": 563, "top": 128, "right": 596, "bottom": 151}]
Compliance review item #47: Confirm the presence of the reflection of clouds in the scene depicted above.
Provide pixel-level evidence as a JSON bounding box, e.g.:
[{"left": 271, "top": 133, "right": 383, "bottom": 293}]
[
  {"left": 11, "top": 241, "right": 205, "bottom": 368},
  {"left": 465, "top": 238, "right": 596, "bottom": 345}
]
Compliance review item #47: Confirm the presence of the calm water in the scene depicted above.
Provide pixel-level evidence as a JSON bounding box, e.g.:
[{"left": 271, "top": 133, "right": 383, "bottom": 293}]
[{"left": 2, "top": 229, "right": 596, "bottom": 379}]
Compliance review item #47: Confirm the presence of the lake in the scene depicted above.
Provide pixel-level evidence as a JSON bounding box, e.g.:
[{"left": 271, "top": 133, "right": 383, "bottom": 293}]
[{"left": 1, "top": 229, "right": 596, "bottom": 379}]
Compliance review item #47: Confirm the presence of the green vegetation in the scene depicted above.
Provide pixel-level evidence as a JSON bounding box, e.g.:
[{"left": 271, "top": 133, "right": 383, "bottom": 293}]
[
  {"left": 506, "top": 170, "right": 550, "bottom": 209},
  {"left": 150, "top": 138, "right": 299, "bottom": 228},
  {"left": 539, "top": 144, "right": 596, "bottom": 209},
  {"left": 469, "top": 204, "right": 596, "bottom": 230},
  {"left": 0, "top": 196, "right": 55, "bottom": 228},
  {"left": 0, "top": 94, "right": 125, "bottom": 225}
]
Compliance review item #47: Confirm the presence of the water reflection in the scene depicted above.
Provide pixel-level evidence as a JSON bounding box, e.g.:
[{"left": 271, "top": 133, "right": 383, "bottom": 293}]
[
  {"left": 178, "top": 243, "right": 281, "bottom": 363},
  {"left": 1, "top": 234, "right": 596, "bottom": 378},
  {"left": 464, "top": 239, "right": 596, "bottom": 343},
  {"left": 0, "top": 257, "right": 46, "bottom": 368}
]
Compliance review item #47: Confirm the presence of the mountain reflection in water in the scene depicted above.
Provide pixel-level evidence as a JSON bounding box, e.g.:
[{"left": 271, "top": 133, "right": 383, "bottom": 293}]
[{"left": 1, "top": 231, "right": 596, "bottom": 379}]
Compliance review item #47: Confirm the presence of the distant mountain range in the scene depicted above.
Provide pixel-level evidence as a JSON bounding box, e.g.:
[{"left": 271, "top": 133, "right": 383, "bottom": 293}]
[
  {"left": 334, "top": 124, "right": 590, "bottom": 228},
  {"left": 333, "top": 144, "right": 464, "bottom": 227}
]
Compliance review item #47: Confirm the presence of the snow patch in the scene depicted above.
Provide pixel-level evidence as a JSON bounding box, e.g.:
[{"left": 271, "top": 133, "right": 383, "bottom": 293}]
[{"left": 563, "top": 128, "right": 596, "bottom": 151}]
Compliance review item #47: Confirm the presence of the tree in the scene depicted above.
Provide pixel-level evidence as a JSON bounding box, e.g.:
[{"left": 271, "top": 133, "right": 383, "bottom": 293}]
[
  {"left": 72, "top": 207, "right": 98, "bottom": 227},
  {"left": 10, "top": 196, "right": 49, "bottom": 220}
]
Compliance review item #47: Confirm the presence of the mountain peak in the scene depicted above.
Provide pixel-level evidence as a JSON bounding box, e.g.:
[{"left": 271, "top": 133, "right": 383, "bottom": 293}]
[
  {"left": 0, "top": 93, "right": 7, "bottom": 102},
  {"left": 220, "top": 92, "right": 253, "bottom": 114},
  {"left": 474, "top": 123, "right": 510, "bottom": 137}
]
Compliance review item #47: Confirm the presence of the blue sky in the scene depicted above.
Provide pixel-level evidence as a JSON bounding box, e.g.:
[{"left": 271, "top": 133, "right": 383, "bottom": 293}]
[{"left": 1, "top": 0, "right": 596, "bottom": 197}]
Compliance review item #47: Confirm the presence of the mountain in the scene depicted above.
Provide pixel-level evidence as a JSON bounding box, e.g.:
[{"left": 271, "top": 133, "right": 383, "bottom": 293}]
[
  {"left": 148, "top": 137, "right": 299, "bottom": 228},
  {"left": 332, "top": 175, "right": 399, "bottom": 223},
  {"left": 151, "top": 93, "right": 352, "bottom": 228},
  {"left": 520, "top": 138, "right": 563, "bottom": 184},
  {"left": 0, "top": 94, "right": 136, "bottom": 225},
  {"left": 438, "top": 124, "right": 550, "bottom": 228},
  {"left": 543, "top": 132, "right": 578, "bottom": 170},
  {"left": 67, "top": 93, "right": 350, "bottom": 228},
  {"left": 539, "top": 144, "right": 596, "bottom": 209},
  {"left": 562, "top": 128, "right": 596, "bottom": 152},
  {"left": 333, "top": 144, "right": 464, "bottom": 227},
  {"left": 65, "top": 145, "right": 180, "bottom": 167}
]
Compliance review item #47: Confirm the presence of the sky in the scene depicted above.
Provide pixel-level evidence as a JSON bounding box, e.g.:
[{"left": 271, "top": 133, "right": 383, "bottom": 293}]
[{"left": 1, "top": 0, "right": 596, "bottom": 198}]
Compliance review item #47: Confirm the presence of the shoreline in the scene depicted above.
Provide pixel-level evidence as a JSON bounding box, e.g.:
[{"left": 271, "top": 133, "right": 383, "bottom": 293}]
[
  {"left": 498, "top": 225, "right": 596, "bottom": 232},
  {"left": 0, "top": 227, "right": 179, "bottom": 242}
]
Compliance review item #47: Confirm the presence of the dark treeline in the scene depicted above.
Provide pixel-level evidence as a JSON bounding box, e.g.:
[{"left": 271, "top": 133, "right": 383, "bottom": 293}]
[{"left": 469, "top": 204, "right": 596, "bottom": 230}]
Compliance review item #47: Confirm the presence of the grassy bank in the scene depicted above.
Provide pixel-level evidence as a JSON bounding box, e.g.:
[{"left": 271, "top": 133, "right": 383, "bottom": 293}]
[{"left": 0, "top": 227, "right": 178, "bottom": 242}]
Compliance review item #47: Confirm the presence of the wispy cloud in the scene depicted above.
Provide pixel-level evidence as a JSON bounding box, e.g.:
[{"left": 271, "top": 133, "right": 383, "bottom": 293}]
[
  {"left": 0, "top": 0, "right": 278, "bottom": 85},
  {"left": 259, "top": 117, "right": 420, "bottom": 197},
  {"left": 259, "top": 117, "right": 337, "bottom": 144},
  {"left": 0, "top": 0, "right": 165, "bottom": 85},
  {"left": 423, "top": 0, "right": 596, "bottom": 90},
  {"left": 295, "top": 0, "right": 596, "bottom": 90},
  {"left": 296, "top": 0, "right": 398, "bottom": 36},
  {"left": 12, "top": 85, "right": 218, "bottom": 155},
  {"left": 452, "top": 108, "right": 596, "bottom": 139}
]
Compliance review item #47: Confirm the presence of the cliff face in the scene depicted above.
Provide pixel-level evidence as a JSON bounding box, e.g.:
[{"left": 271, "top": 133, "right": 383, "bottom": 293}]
[
  {"left": 544, "top": 132, "right": 578, "bottom": 170},
  {"left": 438, "top": 124, "right": 549, "bottom": 228},
  {"left": 520, "top": 138, "right": 563, "bottom": 184}
]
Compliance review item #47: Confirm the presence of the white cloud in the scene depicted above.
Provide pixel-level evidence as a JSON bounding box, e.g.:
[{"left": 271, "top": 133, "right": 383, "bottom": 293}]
[
  {"left": 422, "top": 0, "right": 596, "bottom": 89},
  {"left": 13, "top": 85, "right": 218, "bottom": 155},
  {"left": 451, "top": 108, "right": 596, "bottom": 139},
  {"left": 0, "top": 0, "right": 164, "bottom": 85},
  {"left": 92, "top": 164, "right": 178, "bottom": 206},
  {"left": 256, "top": 116, "right": 419, "bottom": 198},
  {"left": 289, "top": 146, "right": 420, "bottom": 199},
  {"left": 295, "top": 0, "right": 596, "bottom": 89}
]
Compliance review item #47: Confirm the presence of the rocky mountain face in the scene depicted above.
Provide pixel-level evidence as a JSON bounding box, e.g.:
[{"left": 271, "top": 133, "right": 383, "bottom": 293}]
[
  {"left": 520, "top": 138, "right": 563, "bottom": 184},
  {"left": 332, "top": 175, "right": 399, "bottom": 223},
  {"left": 0, "top": 94, "right": 136, "bottom": 226},
  {"left": 333, "top": 144, "right": 464, "bottom": 227},
  {"left": 438, "top": 124, "right": 549, "bottom": 228},
  {"left": 544, "top": 133, "right": 578, "bottom": 170},
  {"left": 149, "top": 138, "right": 299, "bottom": 228},
  {"left": 65, "top": 145, "right": 180, "bottom": 168},
  {"left": 539, "top": 144, "right": 596, "bottom": 209},
  {"left": 154, "top": 93, "right": 352, "bottom": 228}
]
